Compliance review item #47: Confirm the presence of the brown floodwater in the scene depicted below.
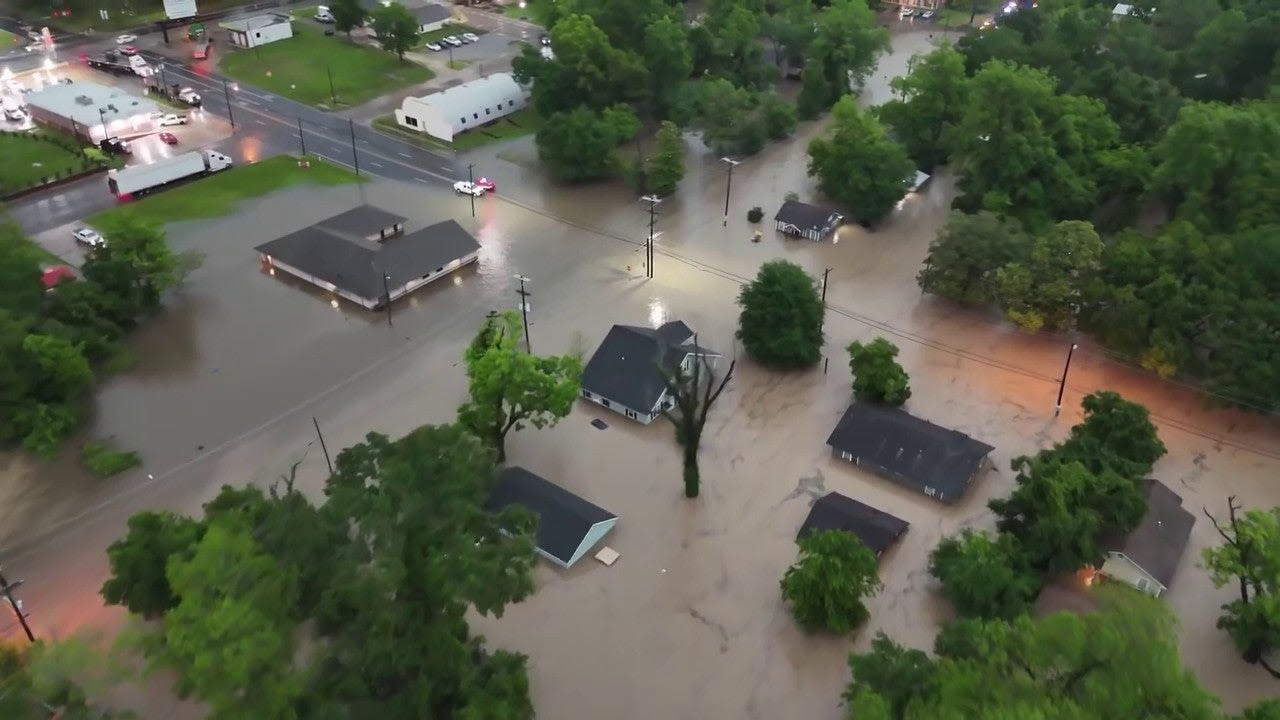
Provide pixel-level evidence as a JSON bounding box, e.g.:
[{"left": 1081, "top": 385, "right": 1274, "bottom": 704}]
[{"left": 1, "top": 29, "right": 1277, "bottom": 718}]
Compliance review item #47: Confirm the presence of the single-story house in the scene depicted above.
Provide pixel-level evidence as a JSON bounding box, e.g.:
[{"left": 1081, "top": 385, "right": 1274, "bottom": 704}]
[
  {"left": 797, "top": 492, "right": 909, "bottom": 558},
  {"left": 1097, "top": 479, "right": 1195, "bottom": 597},
  {"left": 774, "top": 200, "right": 843, "bottom": 241},
  {"left": 579, "top": 320, "right": 720, "bottom": 425},
  {"left": 254, "top": 205, "right": 479, "bottom": 309},
  {"left": 826, "top": 402, "right": 994, "bottom": 503},
  {"left": 486, "top": 466, "right": 618, "bottom": 569},
  {"left": 220, "top": 14, "right": 293, "bottom": 48},
  {"left": 409, "top": 3, "right": 453, "bottom": 33},
  {"left": 394, "top": 73, "right": 529, "bottom": 142}
]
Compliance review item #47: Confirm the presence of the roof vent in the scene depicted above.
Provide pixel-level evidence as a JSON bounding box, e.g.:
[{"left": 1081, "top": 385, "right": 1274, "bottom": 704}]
[{"left": 73, "top": 94, "right": 93, "bottom": 106}]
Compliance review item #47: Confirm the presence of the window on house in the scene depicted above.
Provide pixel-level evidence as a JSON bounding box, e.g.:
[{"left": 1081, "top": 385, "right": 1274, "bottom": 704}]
[
  {"left": 405, "top": 116, "right": 418, "bottom": 127},
  {"left": 601, "top": 399, "right": 611, "bottom": 408},
  {"left": 459, "top": 116, "right": 466, "bottom": 125},
  {"left": 485, "top": 108, "right": 491, "bottom": 116},
  {"left": 582, "top": 390, "right": 593, "bottom": 399},
  {"left": 435, "top": 266, "right": 444, "bottom": 273},
  {"left": 625, "top": 409, "right": 635, "bottom": 419},
  {"left": 508, "top": 100, "right": 515, "bottom": 108},
  {"left": 473, "top": 112, "right": 479, "bottom": 120}
]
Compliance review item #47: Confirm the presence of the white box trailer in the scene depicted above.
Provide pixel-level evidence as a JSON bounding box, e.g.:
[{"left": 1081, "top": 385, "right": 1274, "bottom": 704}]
[{"left": 107, "top": 150, "right": 233, "bottom": 198}]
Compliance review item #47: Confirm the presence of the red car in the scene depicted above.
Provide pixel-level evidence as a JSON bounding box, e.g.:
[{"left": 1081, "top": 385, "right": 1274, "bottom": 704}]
[
  {"left": 118, "top": 45, "right": 139, "bottom": 55},
  {"left": 475, "top": 177, "right": 496, "bottom": 192},
  {"left": 157, "top": 131, "right": 178, "bottom": 145}
]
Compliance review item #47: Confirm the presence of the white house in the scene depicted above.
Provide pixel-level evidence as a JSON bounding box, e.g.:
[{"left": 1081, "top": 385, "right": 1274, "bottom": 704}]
[
  {"left": 579, "top": 321, "right": 720, "bottom": 425},
  {"left": 1097, "top": 479, "right": 1195, "bottom": 597},
  {"left": 394, "top": 73, "right": 528, "bottom": 142},
  {"left": 410, "top": 3, "right": 453, "bottom": 34},
  {"left": 485, "top": 467, "right": 618, "bottom": 569},
  {"left": 221, "top": 14, "right": 293, "bottom": 49}
]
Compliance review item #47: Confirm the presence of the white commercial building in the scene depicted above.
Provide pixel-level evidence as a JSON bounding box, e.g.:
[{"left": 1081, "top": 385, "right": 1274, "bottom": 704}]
[
  {"left": 221, "top": 14, "right": 294, "bottom": 48},
  {"left": 24, "top": 81, "right": 159, "bottom": 141},
  {"left": 394, "top": 73, "right": 528, "bottom": 142}
]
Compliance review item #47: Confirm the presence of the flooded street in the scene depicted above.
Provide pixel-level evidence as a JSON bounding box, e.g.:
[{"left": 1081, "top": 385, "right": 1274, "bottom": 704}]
[{"left": 1, "top": 29, "right": 1278, "bottom": 717}]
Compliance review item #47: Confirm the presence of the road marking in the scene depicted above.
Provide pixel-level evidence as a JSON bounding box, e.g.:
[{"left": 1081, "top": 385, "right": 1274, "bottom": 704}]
[{"left": 398, "top": 152, "right": 411, "bottom": 158}]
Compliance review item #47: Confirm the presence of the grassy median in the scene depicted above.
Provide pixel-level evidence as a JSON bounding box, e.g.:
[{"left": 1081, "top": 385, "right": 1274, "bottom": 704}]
[
  {"left": 89, "top": 154, "right": 360, "bottom": 227},
  {"left": 219, "top": 24, "right": 432, "bottom": 108},
  {"left": 0, "top": 132, "right": 91, "bottom": 196}
]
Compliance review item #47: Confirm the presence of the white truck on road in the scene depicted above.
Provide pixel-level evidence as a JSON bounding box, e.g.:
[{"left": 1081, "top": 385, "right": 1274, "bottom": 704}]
[{"left": 107, "top": 150, "right": 234, "bottom": 199}]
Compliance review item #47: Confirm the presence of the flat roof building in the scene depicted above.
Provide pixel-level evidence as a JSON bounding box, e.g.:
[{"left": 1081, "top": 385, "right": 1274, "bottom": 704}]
[
  {"left": 24, "top": 81, "right": 159, "bottom": 140},
  {"left": 221, "top": 14, "right": 294, "bottom": 48},
  {"left": 394, "top": 73, "right": 529, "bottom": 142}
]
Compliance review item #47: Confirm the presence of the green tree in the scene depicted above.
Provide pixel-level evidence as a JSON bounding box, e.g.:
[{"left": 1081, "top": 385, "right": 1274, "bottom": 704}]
[
  {"left": 707, "top": 3, "right": 766, "bottom": 88},
  {"left": 1237, "top": 700, "right": 1280, "bottom": 720},
  {"left": 644, "top": 120, "right": 686, "bottom": 197},
  {"left": 370, "top": 2, "right": 419, "bottom": 60},
  {"left": 101, "top": 511, "right": 205, "bottom": 619},
  {"left": 329, "top": 0, "right": 365, "bottom": 37},
  {"left": 758, "top": 91, "right": 797, "bottom": 140},
  {"left": 844, "top": 633, "right": 936, "bottom": 720},
  {"left": 917, "top": 211, "right": 1030, "bottom": 306},
  {"left": 928, "top": 529, "right": 1039, "bottom": 619},
  {"left": 876, "top": 43, "right": 969, "bottom": 170},
  {"left": 807, "top": 96, "right": 915, "bottom": 225},
  {"left": 21, "top": 334, "right": 92, "bottom": 403},
  {"left": 690, "top": 78, "right": 767, "bottom": 157},
  {"left": 513, "top": 13, "right": 648, "bottom": 117},
  {"left": 1149, "top": 101, "right": 1280, "bottom": 233},
  {"left": 660, "top": 348, "right": 735, "bottom": 499},
  {"left": 764, "top": 0, "right": 817, "bottom": 71},
  {"left": 781, "top": 529, "right": 881, "bottom": 634},
  {"left": 84, "top": 215, "right": 179, "bottom": 312},
  {"left": 1055, "top": 390, "right": 1167, "bottom": 479},
  {"left": 995, "top": 220, "right": 1104, "bottom": 332},
  {"left": 737, "top": 260, "right": 825, "bottom": 369},
  {"left": 17, "top": 402, "right": 78, "bottom": 459},
  {"left": 1202, "top": 499, "right": 1280, "bottom": 678},
  {"left": 536, "top": 106, "right": 624, "bottom": 182},
  {"left": 457, "top": 311, "right": 582, "bottom": 462},
  {"left": 0, "top": 636, "right": 133, "bottom": 719},
  {"left": 796, "top": 0, "right": 888, "bottom": 118},
  {"left": 642, "top": 15, "right": 693, "bottom": 117},
  {"left": 846, "top": 337, "right": 911, "bottom": 406}
]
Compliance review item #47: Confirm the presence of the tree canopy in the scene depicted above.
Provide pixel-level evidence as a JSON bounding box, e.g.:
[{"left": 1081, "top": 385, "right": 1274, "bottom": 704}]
[
  {"left": 781, "top": 529, "right": 881, "bottom": 634},
  {"left": 846, "top": 337, "right": 911, "bottom": 406},
  {"left": 927, "top": 529, "right": 1039, "bottom": 620},
  {"left": 808, "top": 97, "right": 915, "bottom": 225},
  {"left": 1203, "top": 499, "right": 1280, "bottom": 677},
  {"left": 737, "top": 260, "right": 825, "bottom": 369},
  {"left": 369, "top": 2, "right": 419, "bottom": 60},
  {"left": 876, "top": 43, "right": 969, "bottom": 171}
]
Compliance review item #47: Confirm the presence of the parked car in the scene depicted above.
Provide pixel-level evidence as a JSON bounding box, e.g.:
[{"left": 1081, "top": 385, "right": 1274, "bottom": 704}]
[
  {"left": 115, "top": 34, "right": 137, "bottom": 44},
  {"left": 158, "top": 113, "right": 188, "bottom": 126},
  {"left": 921, "top": 10, "right": 936, "bottom": 19},
  {"left": 3, "top": 106, "right": 26, "bottom": 122},
  {"left": 72, "top": 228, "right": 104, "bottom": 247},
  {"left": 453, "top": 180, "right": 487, "bottom": 196},
  {"left": 99, "top": 137, "right": 131, "bottom": 155},
  {"left": 461, "top": 32, "right": 480, "bottom": 43},
  {"left": 475, "top": 177, "right": 496, "bottom": 192},
  {"left": 539, "top": 34, "right": 551, "bottom": 46},
  {"left": 424, "top": 41, "right": 443, "bottom": 51},
  {"left": 177, "top": 87, "right": 202, "bottom": 106},
  {"left": 157, "top": 131, "right": 178, "bottom": 145},
  {"left": 442, "top": 35, "right": 463, "bottom": 47},
  {"left": 118, "top": 45, "right": 139, "bottom": 55},
  {"left": 314, "top": 6, "right": 335, "bottom": 22}
]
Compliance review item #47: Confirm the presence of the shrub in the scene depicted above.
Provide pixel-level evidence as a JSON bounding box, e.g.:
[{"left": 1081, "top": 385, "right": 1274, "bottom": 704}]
[
  {"left": 747, "top": 206, "right": 764, "bottom": 223},
  {"left": 781, "top": 529, "right": 882, "bottom": 634},
  {"left": 81, "top": 440, "right": 142, "bottom": 477},
  {"left": 737, "top": 260, "right": 825, "bottom": 369}
]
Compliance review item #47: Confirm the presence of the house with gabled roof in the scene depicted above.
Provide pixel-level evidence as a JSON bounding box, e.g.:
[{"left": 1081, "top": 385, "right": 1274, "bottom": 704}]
[
  {"left": 579, "top": 320, "right": 719, "bottom": 424},
  {"left": 1097, "top": 479, "right": 1195, "bottom": 597},
  {"left": 486, "top": 466, "right": 618, "bottom": 569},
  {"left": 797, "top": 492, "right": 910, "bottom": 558}
]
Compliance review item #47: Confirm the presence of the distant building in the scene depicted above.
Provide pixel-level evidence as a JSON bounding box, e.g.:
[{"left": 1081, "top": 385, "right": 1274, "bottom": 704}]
[
  {"left": 1097, "top": 480, "right": 1195, "bottom": 597},
  {"left": 221, "top": 14, "right": 294, "bottom": 48},
  {"left": 24, "top": 81, "right": 159, "bottom": 141},
  {"left": 255, "top": 205, "right": 480, "bottom": 309},
  {"left": 409, "top": 3, "right": 453, "bottom": 33},
  {"left": 773, "top": 200, "right": 843, "bottom": 241},
  {"left": 394, "top": 73, "right": 528, "bottom": 142}
]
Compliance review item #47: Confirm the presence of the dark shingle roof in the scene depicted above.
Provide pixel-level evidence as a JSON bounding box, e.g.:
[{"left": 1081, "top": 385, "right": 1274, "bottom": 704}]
[
  {"left": 826, "top": 403, "right": 994, "bottom": 503},
  {"left": 314, "top": 204, "right": 406, "bottom": 239},
  {"left": 581, "top": 321, "right": 713, "bottom": 412},
  {"left": 1102, "top": 479, "right": 1195, "bottom": 587},
  {"left": 773, "top": 200, "right": 842, "bottom": 233},
  {"left": 796, "top": 492, "right": 909, "bottom": 556},
  {"left": 255, "top": 215, "right": 479, "bottom": 302},
  {"left": 409, "top": 3, "right": 453, "bottom": 24},
  {"left": 486, "top": 466, "right": 617, "bottom": 566}
]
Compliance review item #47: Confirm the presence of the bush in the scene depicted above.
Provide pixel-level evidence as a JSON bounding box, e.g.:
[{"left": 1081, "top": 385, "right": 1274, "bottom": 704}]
[
  {"left": 81, "top": 440, "right": 141, "bottom": 477},
  {"left": 737, "top": 260, "right": 825, "bottom": 369},
  {"left": 747, "top": 206, "right": 764, "bottom": 223},
  {"left": 781, "top": 529, "right": 882, "bottom": 634},
  {"left": 847, "top": 337, "right": 911, "bottom": 406}
]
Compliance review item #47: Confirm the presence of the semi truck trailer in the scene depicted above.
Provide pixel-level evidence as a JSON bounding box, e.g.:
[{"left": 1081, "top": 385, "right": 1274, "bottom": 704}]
[{"left": 107, "top": 150, "right": 233, "bottom": 199}]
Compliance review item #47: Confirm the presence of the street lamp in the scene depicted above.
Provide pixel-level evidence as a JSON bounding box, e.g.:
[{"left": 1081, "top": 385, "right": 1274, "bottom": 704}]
[
  {"left": 639, "top": 195, "right": 661, "bottom": 279},
  {"left": 97, "top": 107, "right": 107, "bottom": 141},
  {"left": 1054, "top": 343, "right": 1078, "bottom": 416},
  {"left": 720, "top": 157, "right": 740, "bottom": 227},
  {"left": 514, "top": 275, "right": 532, "bottom": 353},
  {"left": 382, "top": 273, "right": 393, "bottom": 326},
  {"left": 222, "top": 79, "right": 236, "bottom": 130}
]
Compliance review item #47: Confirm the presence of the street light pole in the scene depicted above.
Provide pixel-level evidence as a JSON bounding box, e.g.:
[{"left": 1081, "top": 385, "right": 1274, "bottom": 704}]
[
  {"left": 820, "top": 266, "right": 832, "bottom": 333},
  {"left": 97, "top": 107, "right": 106, "bottom": 141},
  {"left": 382, "top": 273, "right": 393, "bottom": 326},
  {"left": 640, "top": 195, "right": 661, "bottom": 279},
  {"left": 312, "top": 416, "right": 333, "bottom": 475},
  {"left": 159, "top": 62, "right": 168, "bottom": 96},
  {"left": 327, "top": 65, "right": 336, "bottom": 105},
  {"left": 1054, "top": 342, "right": 1079, "bottom": 417},
  {"left": 348, "top": 118, "right": 360, "bottom": 176},
  {"left": 720, "top": 157, "right": 740, "bottom": 227},
  {"left": 0, "top": 565, "right": 36, "bottom": 643},
  {"left": 297, "top": 116, "right": 306, "bottom": 157},
  {"left": 467, "top": 163, "right": 476, "bottom": 218},
  {"left": 515, "top": 275, "right": 532, "bottom": 353},
  {"left": 222, "top": 79, "right": 235, "bottom": 130}
]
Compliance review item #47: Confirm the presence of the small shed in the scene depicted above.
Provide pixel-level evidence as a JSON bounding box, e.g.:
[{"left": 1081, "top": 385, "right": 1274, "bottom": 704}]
[
  {"left": 797, "top": 492, "right": 909, "bottom": 558},
  {"left": 221, "top": 14, "right": 293, "bottom": 48},
  {"left": 773, "top": 200, "right": 843, "bottom": 241},
  {"left": 486, "top": 467, "right": 618, "bottom": 568},
  {"left": 410, "top": 3, "right": 453, "bottom": 33}
]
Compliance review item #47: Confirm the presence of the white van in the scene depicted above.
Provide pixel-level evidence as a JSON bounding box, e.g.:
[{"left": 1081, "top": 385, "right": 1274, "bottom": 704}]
[{"left": 315, "top": 6, "right": 335, "bottom": 22}]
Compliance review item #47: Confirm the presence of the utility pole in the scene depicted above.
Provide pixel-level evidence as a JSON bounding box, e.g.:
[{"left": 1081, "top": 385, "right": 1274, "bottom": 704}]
[
  {"left": 348, "top": 119, "right": 360, "bottom": 176},
  {"left": 327, "top": 65, "right": 336, "bottom": 105},
  {"left": 222, "top": 79, "right": 235, "bottom": 130},
  {"left": 514, "top": 275, "right": 532, "bottom": 353},
  {"left": 467, "top": 163, "right": 476, "bottom": 218},
  {"left": 382, "top": 273, "right": 392, "bottom": 326},
  {"left": 720, "top": 157, "right": 740, "bottom": 227},
  {"left": 0, "top": 565, "right": 36, "bottom": 643},
  {"left": 312, "top": 417, "right": 333, "bottom": 475},
  {"left": 820, "top": 267, "right": 832, "bottom": 333},
  {"left": 640, "top": 195, "right": 661, "bottom": 279},
  {"left": 297, "top": 117, "right": 306, "bottom": 157},
  {"left": 1055, "top": 343, "right": 1079, "bottom": 417},
  {"left": 158, "top": 63, "right": 168, "bottom": 96}
]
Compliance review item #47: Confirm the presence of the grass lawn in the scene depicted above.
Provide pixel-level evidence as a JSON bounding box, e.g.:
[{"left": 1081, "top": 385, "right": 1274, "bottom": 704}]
[
  {"left": 219, "top": 24, "right": 432, "bottom": 108},
  {"left": 373, "top": 107, "right": 542, "bottom": 152},
  {"left": 88, "top": 154, "right": 360, "bottom": 227},
  {"left": 502, "top": 0, "right": 552, "bottom": 26},
  {"left": 0, "top": 28, "right": 21, "bottom": 47},
  {"left": 418, "top": 24, "right": 485, "bottom": 46},
  {"left": 937, "top": 7, "right": 980, "bottom": 27},
  {"left": 0, "top": 133, "right": 89, "bottom": 195}
]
